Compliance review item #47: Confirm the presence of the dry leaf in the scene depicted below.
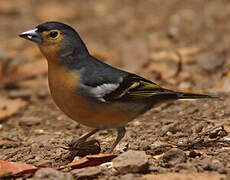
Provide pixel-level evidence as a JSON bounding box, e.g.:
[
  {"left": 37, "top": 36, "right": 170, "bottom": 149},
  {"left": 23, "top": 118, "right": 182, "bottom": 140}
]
[
  {"left": 0, "top": 96, "right": 27, "bottom": 121},
  {"left": 0, "top": 160, "right": 38, "bottom": 177},
  {"left": 59, "top": 154, "right": 117, "bottom": 170}
]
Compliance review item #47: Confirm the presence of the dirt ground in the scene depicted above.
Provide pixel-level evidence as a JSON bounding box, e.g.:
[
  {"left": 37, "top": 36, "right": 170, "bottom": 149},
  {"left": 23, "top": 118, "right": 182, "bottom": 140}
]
[{"left": 0, "top": 0, "right": 230, "bottom": 179}]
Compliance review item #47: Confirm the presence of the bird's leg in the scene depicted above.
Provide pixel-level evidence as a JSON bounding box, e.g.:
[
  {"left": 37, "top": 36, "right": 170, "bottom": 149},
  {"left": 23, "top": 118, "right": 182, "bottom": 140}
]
[
  {"left": 69, "top": 128, "right": 99, "bottom": 148},
  {"left": 106, "top": 127, "right": 126, "bottom": 153}
]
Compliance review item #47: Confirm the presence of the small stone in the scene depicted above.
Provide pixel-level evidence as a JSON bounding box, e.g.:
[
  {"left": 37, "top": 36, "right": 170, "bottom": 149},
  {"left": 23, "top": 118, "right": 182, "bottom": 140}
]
[
  {"left": 100, "top": 162, "right": 113, "bottom": 168},
  {"left": 34, "top": 168, "right": 73, "bottom": 180},
  {"left": 167, "top": 25, "right": 179, "bottom": 39},
  {"left": 162, "top": 148, "right": 187, "bottom": 165},
  {"left": 71, "top": 166, "right": 102, "bottom": 179},
  {"left": 113, "top": 150, "right": 149, "bottom": 173}
]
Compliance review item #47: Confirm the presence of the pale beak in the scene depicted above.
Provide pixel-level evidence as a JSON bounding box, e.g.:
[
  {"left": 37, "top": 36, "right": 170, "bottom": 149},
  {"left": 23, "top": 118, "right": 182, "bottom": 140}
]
[{"left": 19, "top": 28, "right": 42, "bottom": 43}]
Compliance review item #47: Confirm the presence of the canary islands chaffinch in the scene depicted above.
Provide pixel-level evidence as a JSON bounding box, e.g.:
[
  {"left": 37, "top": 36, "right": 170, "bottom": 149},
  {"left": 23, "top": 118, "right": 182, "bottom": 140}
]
[{"left": 19, "top": 22, "right": 214, "bottom": 153}]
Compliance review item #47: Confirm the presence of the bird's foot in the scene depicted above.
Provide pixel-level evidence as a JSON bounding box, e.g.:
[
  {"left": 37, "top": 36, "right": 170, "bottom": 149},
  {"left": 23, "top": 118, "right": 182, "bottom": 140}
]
[
  {"left": 67, "top": 135, "right": 89, "bottom": 149},
  {"left": 61, "top": 138, "right": 101, "bottom": 157}
]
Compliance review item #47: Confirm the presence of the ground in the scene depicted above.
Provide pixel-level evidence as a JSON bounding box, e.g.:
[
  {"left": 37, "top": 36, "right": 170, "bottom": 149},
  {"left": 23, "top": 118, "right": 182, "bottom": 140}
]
[{"left": 0, "top": 0, "right": 230, "bottom": 179}]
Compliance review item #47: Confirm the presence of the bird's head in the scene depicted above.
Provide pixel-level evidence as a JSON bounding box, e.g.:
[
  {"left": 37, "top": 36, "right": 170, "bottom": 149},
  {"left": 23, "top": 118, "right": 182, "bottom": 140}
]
[{"left": 19, "top": 21, "right": 89, "bottom": 63}]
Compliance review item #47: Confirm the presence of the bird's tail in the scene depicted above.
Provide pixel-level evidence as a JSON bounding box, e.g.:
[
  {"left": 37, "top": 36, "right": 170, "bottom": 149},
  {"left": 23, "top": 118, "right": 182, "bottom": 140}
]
[
  {"left": 151, "top": 90, "right": 217, "bottom": 103},
  {"left": 175, "top": 92, "right": 215, "bottom": 99}
]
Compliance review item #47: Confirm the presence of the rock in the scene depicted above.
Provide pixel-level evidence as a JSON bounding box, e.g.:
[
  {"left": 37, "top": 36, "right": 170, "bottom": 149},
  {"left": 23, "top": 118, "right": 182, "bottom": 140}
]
[
  {"left": 71, "top": 166, "right": 102, "bottom": 179},
  {"left": 162, "top": 148, "right": 187, "bottom": 165},
  {"left": 113, "top": 150, "right": 149, "bottom": 173},
  {"left": 34, "top": 168, "right": 73, "bottom": 180},
  {"left": 167, "top": 25, "right": 180, "bottom": 39}
]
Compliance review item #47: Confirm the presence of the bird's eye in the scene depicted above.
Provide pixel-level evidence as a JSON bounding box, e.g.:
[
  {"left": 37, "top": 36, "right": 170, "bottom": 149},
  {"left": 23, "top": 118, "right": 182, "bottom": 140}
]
[{"left": 49, "top": 31, "right": 59, "bottom": 38}]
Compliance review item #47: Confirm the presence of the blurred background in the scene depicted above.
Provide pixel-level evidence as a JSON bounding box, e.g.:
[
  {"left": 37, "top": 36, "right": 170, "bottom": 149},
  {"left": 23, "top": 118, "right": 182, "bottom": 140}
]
[{"left": 1, "top": 0, "right": 230, "bottom": 92}]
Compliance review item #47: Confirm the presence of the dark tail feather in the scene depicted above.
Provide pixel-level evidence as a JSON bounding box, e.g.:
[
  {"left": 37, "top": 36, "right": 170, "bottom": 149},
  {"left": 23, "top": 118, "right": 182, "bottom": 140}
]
[
  {"left": 175, "top": 92, "right": 216, "bottom": 99},
  {"left": 151, "top": 90, "right": 218, "bottom": 103},
  {"left": 150, "top": 91, "right": 217, "bottom": 104}
]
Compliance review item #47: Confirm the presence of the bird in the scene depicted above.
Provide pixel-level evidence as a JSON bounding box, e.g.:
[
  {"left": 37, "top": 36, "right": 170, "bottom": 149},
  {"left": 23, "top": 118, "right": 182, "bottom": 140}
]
[{"left": 19, "top": 21, "right": 214, "bottom": 153}]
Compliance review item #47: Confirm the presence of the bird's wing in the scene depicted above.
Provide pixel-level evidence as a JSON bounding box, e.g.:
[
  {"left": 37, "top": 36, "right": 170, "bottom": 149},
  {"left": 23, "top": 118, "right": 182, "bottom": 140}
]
[
  {"left": 86, "top": 73, "right": 213, "bottom": 102},
  {"left": 102, "top": 74, "right": 171, "bottom": 101},
  {"left": 81, "top": 59, "right": 214, "bottom": 103},
  {"left": 102, "top": 74, "right": 214, "bottom": 102},
  {"left": 82, "top": 73, "right": 167, "bottom": 102}
]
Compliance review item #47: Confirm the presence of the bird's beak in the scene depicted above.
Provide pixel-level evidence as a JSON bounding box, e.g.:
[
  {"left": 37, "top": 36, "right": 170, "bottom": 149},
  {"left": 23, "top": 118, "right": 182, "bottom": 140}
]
[{"left": 19, "top": 28, "right": 42, "bottom": 44}]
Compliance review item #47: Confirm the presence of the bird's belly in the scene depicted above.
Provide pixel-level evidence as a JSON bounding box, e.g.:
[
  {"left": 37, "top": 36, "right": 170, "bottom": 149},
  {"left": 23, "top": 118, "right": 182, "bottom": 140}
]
[
  {"left": 50, "top": 87, "right": 137, "bottom": 129},
  {"left": 48, "top": 79, "right": 137, "bottom": 129}
]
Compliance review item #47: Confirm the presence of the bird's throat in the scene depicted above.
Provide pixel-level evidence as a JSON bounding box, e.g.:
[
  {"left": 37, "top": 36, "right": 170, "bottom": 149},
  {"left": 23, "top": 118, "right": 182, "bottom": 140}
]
[{"left": 38, "top": 43, "right": 61, "bottom": 63}]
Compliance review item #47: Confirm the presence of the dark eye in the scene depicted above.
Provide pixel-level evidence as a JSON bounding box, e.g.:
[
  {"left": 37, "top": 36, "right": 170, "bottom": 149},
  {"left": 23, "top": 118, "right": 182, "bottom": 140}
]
[{"left": 49, "top": 31, "right": 58, "bottom": 38}]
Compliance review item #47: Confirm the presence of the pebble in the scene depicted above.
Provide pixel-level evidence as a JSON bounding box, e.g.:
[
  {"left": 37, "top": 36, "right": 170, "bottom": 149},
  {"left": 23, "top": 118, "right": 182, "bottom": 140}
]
[
  {"left": 71, "top": 166, "right": 102, "bottom": 179},
  {"left": 34, "top": 168, "right": 73, "bottom": 180},
  {"left": 162, "top": 148, "right": 187, "bottom": 165},
  {"left": 113, "top": 150, "right": 149, "bottom": 173},
  {"left": 167, "top": 25, "right": 179, "bottom": 38}
]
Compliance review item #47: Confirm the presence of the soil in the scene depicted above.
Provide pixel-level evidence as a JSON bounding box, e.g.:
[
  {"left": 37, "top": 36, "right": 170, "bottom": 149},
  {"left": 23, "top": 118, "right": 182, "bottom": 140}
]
[{"left": 0, "top": 0, "right": 230, "bottom": 179}]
